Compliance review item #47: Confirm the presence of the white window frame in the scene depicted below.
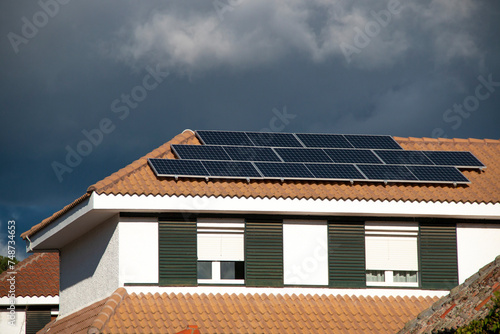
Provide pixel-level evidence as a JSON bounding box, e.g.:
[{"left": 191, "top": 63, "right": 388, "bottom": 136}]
[
  {"left": 365, "top": 222, "right": 419, "bottom": 288},
  {"left": 197, "top": 218, "right": 245, "bottom": 285}
]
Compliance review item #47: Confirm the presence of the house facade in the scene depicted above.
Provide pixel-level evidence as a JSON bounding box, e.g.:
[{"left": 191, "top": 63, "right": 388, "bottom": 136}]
[{"left": 21, "top": 130, "right": 500, "bottom": 333}]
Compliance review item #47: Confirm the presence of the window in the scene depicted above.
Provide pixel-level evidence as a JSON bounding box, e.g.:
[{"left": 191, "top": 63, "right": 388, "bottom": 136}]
[
  {"left": 365, "top": 222, "right": 419, "bottom": 287},
  {"left": 197, "top": 218, "right": 245, "bottom": 284}
]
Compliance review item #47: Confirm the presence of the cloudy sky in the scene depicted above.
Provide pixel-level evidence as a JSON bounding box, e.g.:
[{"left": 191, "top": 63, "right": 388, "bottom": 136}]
[{"left": 1, "top": 0, "right": 499, "bottom": 259}]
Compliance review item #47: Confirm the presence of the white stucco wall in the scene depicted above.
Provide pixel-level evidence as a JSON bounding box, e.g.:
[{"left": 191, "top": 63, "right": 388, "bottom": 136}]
[
  {"left": 0, "top": 310, "right": 25, "bottom": 333},
  {"left": 119, "top": 217, "right": 158, "bottom": 285},
  {"left": 59, "top": 215, "right": 119, "bottom": 317},
  {"left": 457, "top": 223, "right": 500, "bottom": 283}
]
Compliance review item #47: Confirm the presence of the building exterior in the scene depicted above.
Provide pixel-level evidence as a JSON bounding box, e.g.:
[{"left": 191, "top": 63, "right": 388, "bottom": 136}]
[
  {"left": 21, "top": 130, "right": 500, "bottom": 333},
  {"left": 0, "top": 252, "right": 59, "bottom": 334}
]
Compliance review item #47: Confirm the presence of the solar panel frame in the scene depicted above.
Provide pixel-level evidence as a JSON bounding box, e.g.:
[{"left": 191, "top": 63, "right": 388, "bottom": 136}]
[
  {"left": 148, "top": 159, "right": 209, "bottom": 178},
  {"left": 344, "top": 135, "right": 403, "bottom": 150},
  {"left": 223, "top": 145, "right": 282, "bottom": 162},
  {"left": 324, "top": 149, "right": 383, "bottom": 164},
  {"left": 375, "top": 150, "right": 435, "bottom": 165},
  {"left": 245, "top": 132, "right": 303, "bottom": 147},
  {"left": 274, "top": 148, "right": 333, "bottom": 163},
  {"left": 172, "top": 145, "right": 231, "bottom": 161},
  {"left": 201, "top": 160, "right": 262, "bottom": 178},
  {"left": 305, "top": 163, "right": 366, "bottom": 180},
  {"left": 296, "top": 133, "right": 354, "bottom": 148},
  {"left": 422, "top": 151, "right": 485, "bottom": 168},
  {"left": 254, "top": 162, "right": 315, "bottom": 179},
  {"left": 406, "top": 165, "right": 470, "bottom": 184},
  {"left": 196, "top": 130, "right": 254, "bottom": 146}
]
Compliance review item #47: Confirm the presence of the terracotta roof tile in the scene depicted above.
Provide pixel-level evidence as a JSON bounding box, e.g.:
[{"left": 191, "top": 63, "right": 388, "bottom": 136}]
[
  {"left": 23, "top": 131, "right": 500, "bottom": 239},
  {"left": 399, "top": 255, "right": 500, "bottom": 333},
  {"left": 0, "top": 252, "right": 59, "bottom": 297},
  {"left": 41, "top": 289, "right": 437, "bottom": 334}
]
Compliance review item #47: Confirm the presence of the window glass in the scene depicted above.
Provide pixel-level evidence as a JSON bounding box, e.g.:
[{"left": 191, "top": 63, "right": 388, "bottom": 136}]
[
  {"left": 366, "top": 270, "right": 385, "bottom": 282},
  {"left": 197, "top": 261, "right": 212, "bottom": 279},
  {"left": 221, "top": 261, "right": 245, "bottom": 279},
  {"left": 393, "top": 271, "right": 418, "bottom": 283}
]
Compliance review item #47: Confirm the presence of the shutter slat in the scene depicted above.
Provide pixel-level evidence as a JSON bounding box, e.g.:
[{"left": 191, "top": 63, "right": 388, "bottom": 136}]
[
  {"left": 159, "top": 221, "right": 197, "bottom": 286},
  {"left": 245, "top": 220, "right": 283, "bottom": 287},
  {"left": 26, "top": 310, "right": 51, "bottom": 334},
  {"left": 420, "top": 223, "right": 458, "bottom": 289},
  {"left": 329, "top": 222, "right": 366, "bottom": 288}
]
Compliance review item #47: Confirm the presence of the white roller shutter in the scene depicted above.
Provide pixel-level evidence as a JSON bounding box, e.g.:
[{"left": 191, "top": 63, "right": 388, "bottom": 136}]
[
  {"left": 365, "top": 236, "right": 418, "bottom": 271},
  {"left": 197, "top": 219, "right": 244, "bottom": 261}
]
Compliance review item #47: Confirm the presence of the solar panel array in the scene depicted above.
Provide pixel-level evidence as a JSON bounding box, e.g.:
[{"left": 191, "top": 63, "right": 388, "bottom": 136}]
[{"left": 148, "top": 130, "right": 485, "bottom": 185}]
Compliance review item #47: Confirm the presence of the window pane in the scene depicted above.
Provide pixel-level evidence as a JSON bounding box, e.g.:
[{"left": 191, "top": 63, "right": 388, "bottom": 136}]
[
  {"left": 197, "top": 261, "right": 212, "bottom": 279},
  {"left": 366, "top": 270, "right": 385, "bottom": 282},
  {"left": 221, "top": 261, "right": 245, "bottom": 279},
  {"left": 393, "top": 271, "right": 418, "bottom": 282}
]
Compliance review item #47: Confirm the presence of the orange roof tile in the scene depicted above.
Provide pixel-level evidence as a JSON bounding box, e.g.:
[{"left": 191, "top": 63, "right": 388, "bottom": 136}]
[
  {"left": 22, "top": 130, "right": 500, "bottom": 239},
  {"left": 0, "top": 252, "right": 59, "bottom": 297},
  {"left": 39, "top": 289, "right": 437, "bottom": 334}
]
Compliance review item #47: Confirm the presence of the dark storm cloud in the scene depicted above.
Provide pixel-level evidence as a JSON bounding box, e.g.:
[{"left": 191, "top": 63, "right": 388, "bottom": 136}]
[{"left": 0, "top": 0, "right": 499, "bottom": 258}]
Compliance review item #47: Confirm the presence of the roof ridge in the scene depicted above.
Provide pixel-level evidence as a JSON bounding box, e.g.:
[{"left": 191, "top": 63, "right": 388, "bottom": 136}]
[
  {"left": 88, "top": 131, "right": 197, "bottom": 194},
  {"left": 395, "top": 136, "right": 500, "bottom": 144},
  {"left": 87, "top": 287, "right": 128, "bottom": 334},
  {"left": 0, "top": 252, "right": 45, "bottom": 280}
]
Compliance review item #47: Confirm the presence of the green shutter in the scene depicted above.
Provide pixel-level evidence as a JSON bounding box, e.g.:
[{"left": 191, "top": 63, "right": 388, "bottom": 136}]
[
  {"left": 329, "top": 222, "right": 366, "bottom": 288},
  {"left": 420, "top": 223, "right": 458, "bottom": 290},
  {"left": 26, "top": 309, "right": 51, "bottom": 334},
  {"left": 245, "top": 219, "right": 283, "bottom": 287},
  {"left": 159, "top": 220, "right": 197, "bottom": 286}
]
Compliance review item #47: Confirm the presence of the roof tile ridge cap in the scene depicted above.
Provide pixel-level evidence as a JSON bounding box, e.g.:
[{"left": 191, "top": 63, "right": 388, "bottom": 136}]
[
  {"left": 21, "top": 192, "right": 91, "bottom": 239},
  {"left": 88, "top": 131, "right": 197, "bottom": 193},
  {"left": 87, "top": 287, "right": 128, "bottom": 334},
  {"left": 0, "top": 252, "right": 44, "bottom": 280}
]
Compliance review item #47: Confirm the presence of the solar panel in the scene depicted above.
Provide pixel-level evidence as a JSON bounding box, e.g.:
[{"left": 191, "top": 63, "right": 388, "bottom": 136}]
[
  {"left": 275, "top": 148, "right": 332, "bottom": 163},
  {"left": 149, "top": 159, "right": 209, "bottom": 177},
  {"left": 423, "top": 151, "right": 485, "bottom": 168},
  {"left": 305, "top": 163, "right": 365, "bottom": 180},
  {"left": 296, "top": 133, "right": 353, "bottom": 148},
  {"left": 406, "top": 165, "right": 470, "bottom": 183},
  {"left": 375, "top": 150, "right": 434, "bottom": 165},
  {"left": 357, "top": 164, "right": 417, "bottom": 181},
  {"left": 223, "top": 146, "right": 281, "bottom": 162},
  {"left": 324, "top": 149, "right": 383, "bottom": 164},
  {"left": 246, "top": 132, "right": 303, "bottom": 147},
  {"left": 201, "top": 161, "right": 262, "bottom": 178},
  {"left": 255, "top": 162, "right": 314, "bottom": 179},
  {"left": 172, "top": 145, "right": 231, "bottom": 161},
  {"left": 344, "top": 135, "right": 403, "bottom": 150},
  {"left": 196, "top": 130, "right": 254, "bottom": 146}
]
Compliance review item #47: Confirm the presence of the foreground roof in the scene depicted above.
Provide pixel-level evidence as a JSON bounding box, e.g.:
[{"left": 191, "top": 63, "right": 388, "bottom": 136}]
[
  {"left": 22, "top": 131, "right": 500, "bottom": 239},
  {"left": 0, "top": 252, "right": 59, "bottom": 297},
  {"left": 40, "top": 288, "right": 437, "bottom": 334},
  {"left": 398, "top": 255, "right": 500, "bottom": 333}
]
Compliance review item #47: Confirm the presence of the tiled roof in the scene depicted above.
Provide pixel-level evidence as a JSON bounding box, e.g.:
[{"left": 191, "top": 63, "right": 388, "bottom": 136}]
[
  {"left": 398, "top": 255, "right": 500, "bottom": 333},
  {"left": 22, "top": 131, "right": 500, "bottom": 239},
  {"left": 0, "top": 252, "right": 59, "bottom": 297},
  {"left": 39, "top": 288, "right": 437, "bottom": 334}
]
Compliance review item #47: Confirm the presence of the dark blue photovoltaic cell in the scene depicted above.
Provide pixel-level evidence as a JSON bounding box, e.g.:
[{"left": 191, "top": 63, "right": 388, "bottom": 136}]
[
  {"left": 149, "top": 159, "right": 209, "bottom": 177},
  {"left": 406, "top": 166, "right": 470, "bottom": 183},
  {"left": 296, "top": 133, "right": 353, "bottom": 148},
  {"left": 201, "top": 161, "right": 261, "bottom": 178},
  {"left": 172, "top": 145, "right": 231, "bottom": 160},
  {"left": 423, "top": 151, "right": 485, "bottom": 168},
  {"left": 344, "top": 135, "right": 403, "bottom": 150},
  {"left": 275, "top": 148, "right": 332, "bottom": 163},
  {"left": 196, "top": 130, "right": 254, "bottom": 146},
  {"left": 375, "top": 150, "right": 434, "bottom": 165},
  {"left": 223, "top": 146, "right": 281, "bottom": 162},
  {"left": 255, "top": 162, "right": 314, "bottom": 178},
  {"left": 357, "top": 164, "right": 417, "bottom": 181},
  {"left": 305, "top": 163, "right": 365, "bottom": 180},
  {"left": 246, "top": 132, "right": 303, "bottom": 147},
  {"left": 324, "top": 149, "right": 383, "bottom": 164}
]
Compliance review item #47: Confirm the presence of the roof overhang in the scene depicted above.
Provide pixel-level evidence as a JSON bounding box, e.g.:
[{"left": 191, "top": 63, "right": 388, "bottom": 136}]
[{"left": 28, "top": 192, "right": 500, "bottom": 251}]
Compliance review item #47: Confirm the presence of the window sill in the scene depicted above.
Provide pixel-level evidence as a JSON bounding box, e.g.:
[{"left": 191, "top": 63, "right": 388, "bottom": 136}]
[
  {"left": 197, "top": 279, "right": 245, "bottom": 285},
  {"left": 366, "top": 282, "right": 419, "bottom": 288}
]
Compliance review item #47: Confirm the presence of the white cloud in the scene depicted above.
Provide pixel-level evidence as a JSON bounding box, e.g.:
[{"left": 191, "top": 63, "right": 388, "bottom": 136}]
[{"left": 111, "top": 0, "right": 482, "bottom": 72}]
